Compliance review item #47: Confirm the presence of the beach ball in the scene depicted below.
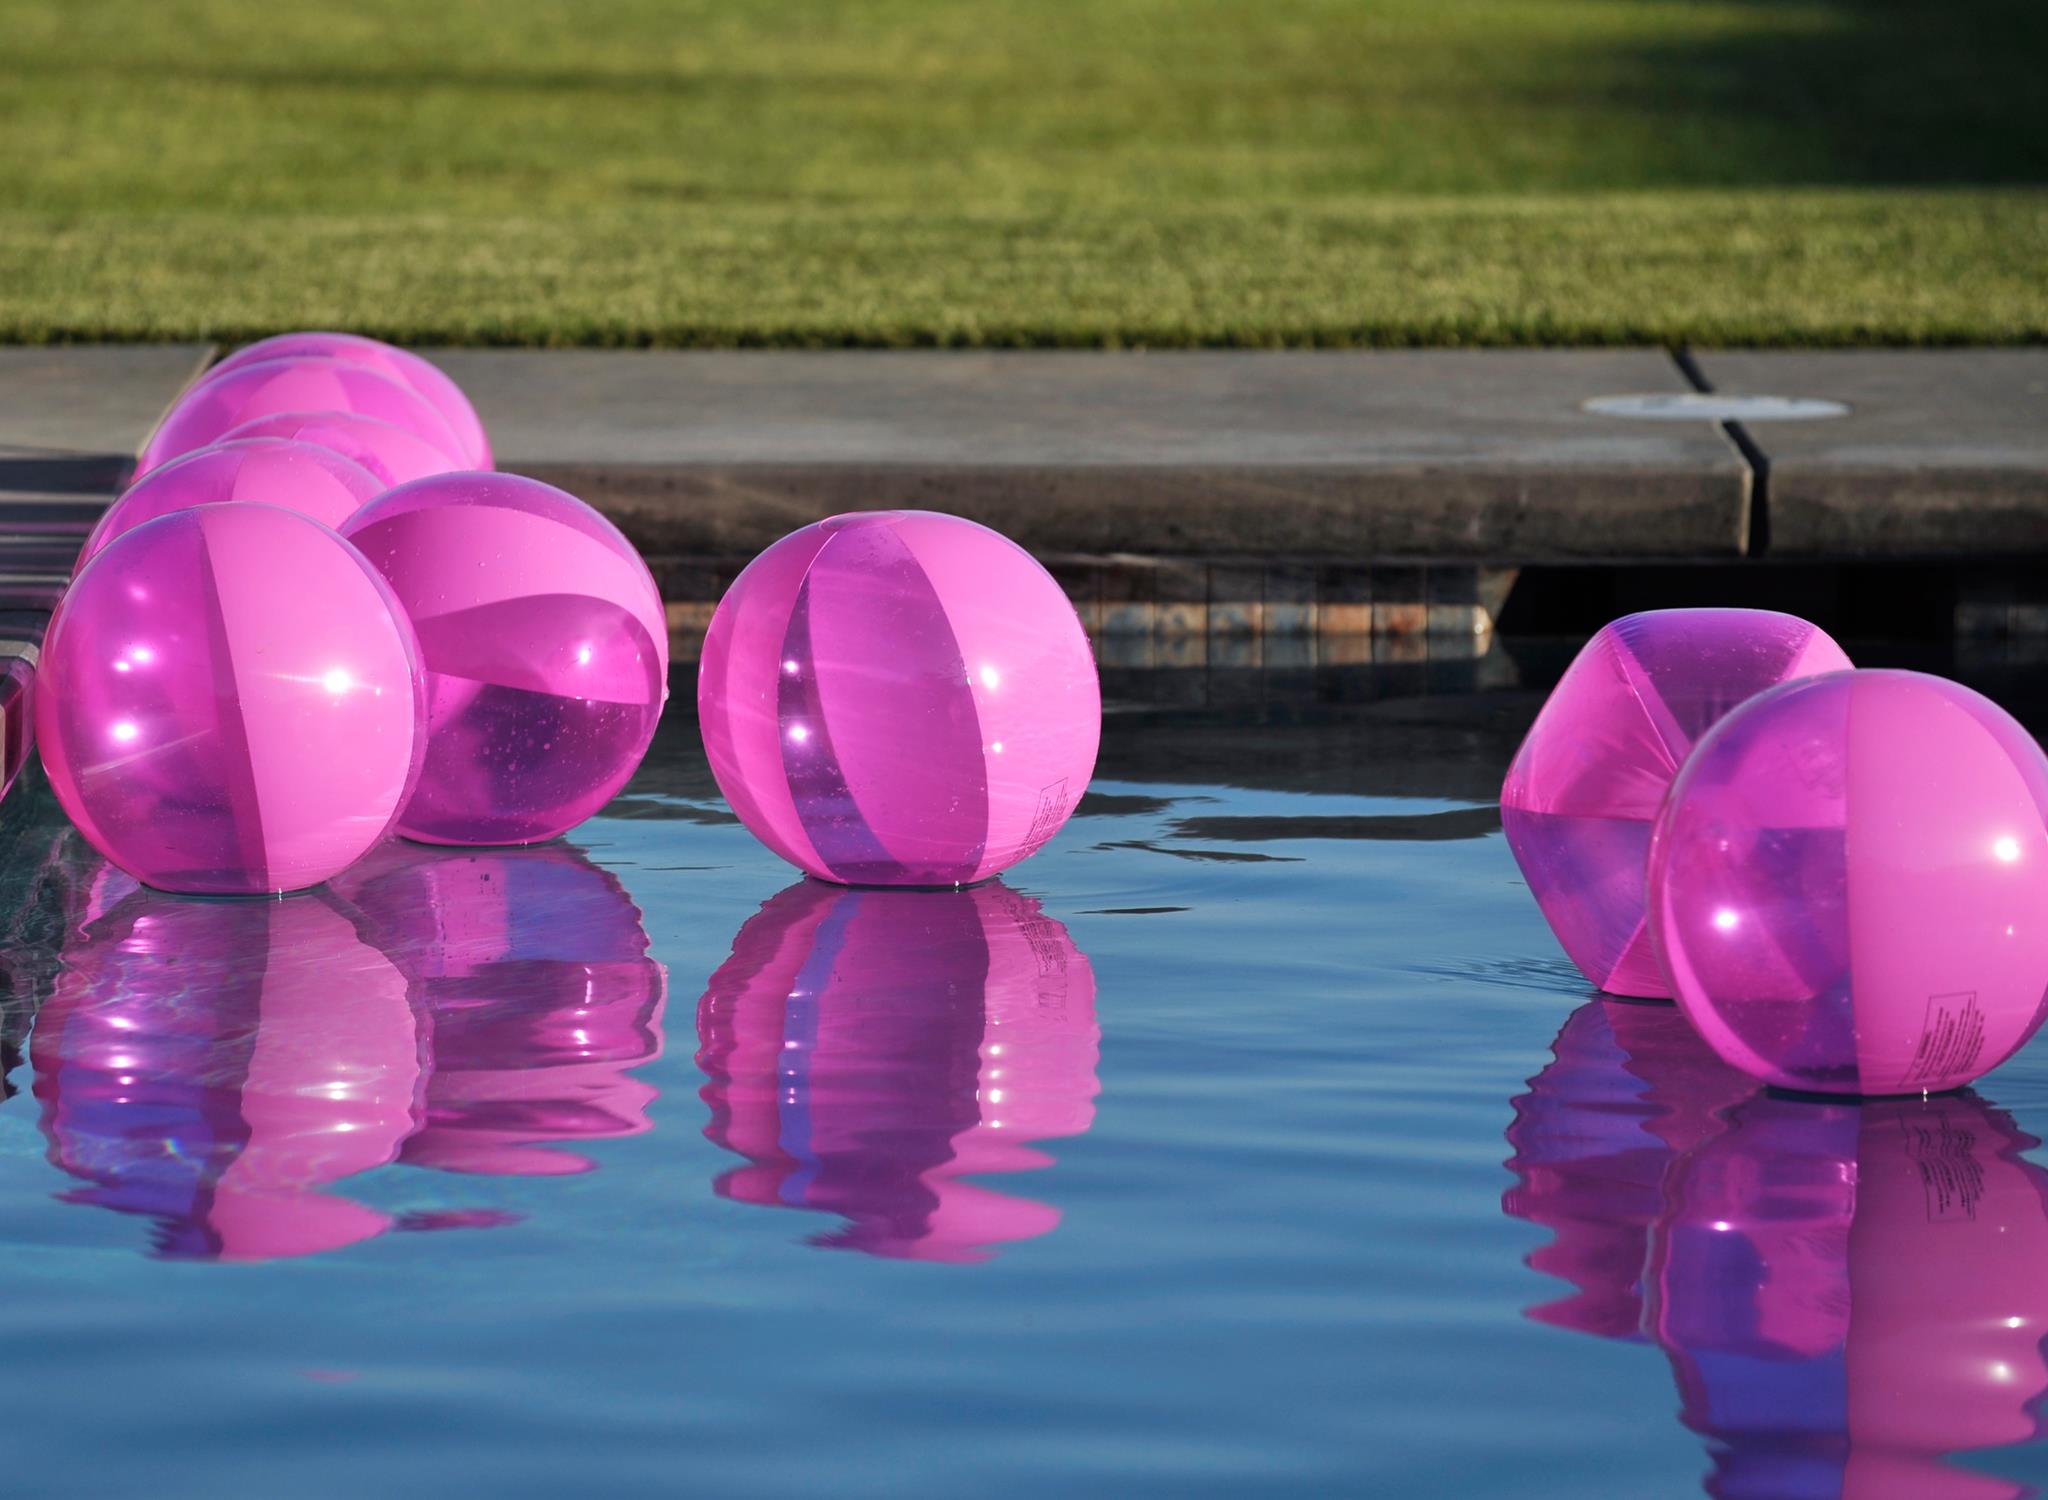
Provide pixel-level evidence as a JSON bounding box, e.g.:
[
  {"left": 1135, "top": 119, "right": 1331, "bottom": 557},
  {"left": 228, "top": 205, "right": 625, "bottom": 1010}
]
[
  {"left": 699, "top": 511, "right": 1100, "bottom": 886},
  {"left": 1501, "top": 609, "right": 1850, "bottom": 997},
  {"left": 209, "top": 333, "right": 492, "bottom": 468},
  {"left": 217, "top": 410, "right": 463, "bottom": 488},
  {"left": 1650, "top": 669, "right": 2048, "bottom": 1095},
  {"left": 340, "top": 472, "right": 667, "bottom": 846},
  {"left": 137, "top": 357, "right": 466, "bottom": 476},
  {"left": 36, "top": 504, "right": 426, "bottom": 895},
  {"left": 77, "top": 438, "right": 382, "bottom": 574},
  {"left": 698, "top": 879, "right": 1099, "bottom": 1261}
]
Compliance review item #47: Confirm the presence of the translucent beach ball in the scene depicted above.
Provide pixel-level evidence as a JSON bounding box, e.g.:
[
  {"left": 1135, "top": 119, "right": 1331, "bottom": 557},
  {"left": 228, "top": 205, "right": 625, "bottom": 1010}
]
[
  {"left": 217, "top": 410, "right": 464, "bottom": 488},
  {"left": 36, "top": 504, "right": 426, "bottom": 895},
  {"left": 1501, "top": 609, "right": 1851, "bottom": 997},
  {"left": 209, "top": 332, "right": 492, "bottom": 468},
  {"left": 340, "top": 472, "right": 668, "bottom": 846},
  {"left": 699, "top": 511, "right": 1100, "bottom": 886},
  {"left": 77, "top": 438, "right": 383, "bottom": 574},
  {"left": 136, "top": 356, "right": 466, "bottom": 476},
  {"left": 1649, "top": 670, "right": 2048, "bottom": 1095}
]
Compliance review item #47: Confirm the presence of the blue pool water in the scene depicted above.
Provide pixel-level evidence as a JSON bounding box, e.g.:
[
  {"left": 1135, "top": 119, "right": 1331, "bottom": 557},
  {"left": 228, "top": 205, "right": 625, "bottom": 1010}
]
[{"left": 3, "top": 641, "right": 2047, "bottom": 1498}]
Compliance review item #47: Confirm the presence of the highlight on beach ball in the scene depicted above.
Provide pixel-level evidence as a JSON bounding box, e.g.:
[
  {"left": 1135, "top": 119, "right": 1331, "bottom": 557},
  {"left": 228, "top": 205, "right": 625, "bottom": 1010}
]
[
  {"left": 137, "top": 357, "right": 466, "bottom": 476},
  {"left": 209, "top": 333, "right": 492, "bottom": 468},
  {"left": 36, "top": 504, "right": 426, "bottom": 896},
  {"left": 699, "top": 511, "right": 1101, "bottom": 887},
  {"left": 1500, "top": 608, "right": 1850, "bottom": 997},
  {"left": 340, "top": 472, "right": 667, "bottom": 846},
  {"left": 217, "top": 410, "right": 463, "bottom": 489},
  {"left": 1649, "top": 669, "right": 2048, "bottom": 1096},
  {"left": 77, "top": 438, "right": 383, "bottom": 575}
]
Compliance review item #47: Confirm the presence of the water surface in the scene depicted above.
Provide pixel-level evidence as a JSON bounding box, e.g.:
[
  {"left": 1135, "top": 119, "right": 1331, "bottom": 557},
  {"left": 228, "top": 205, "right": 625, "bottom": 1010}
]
[{"left": 2, "top": 641, "right": 2045, "bottom": 1498}]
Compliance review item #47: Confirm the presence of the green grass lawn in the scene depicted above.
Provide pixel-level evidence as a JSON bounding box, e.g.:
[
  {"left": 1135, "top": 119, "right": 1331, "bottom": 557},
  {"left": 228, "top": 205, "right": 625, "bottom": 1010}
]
[{"left": 2, "top": 0, "right": 2044, "bottom": 346}]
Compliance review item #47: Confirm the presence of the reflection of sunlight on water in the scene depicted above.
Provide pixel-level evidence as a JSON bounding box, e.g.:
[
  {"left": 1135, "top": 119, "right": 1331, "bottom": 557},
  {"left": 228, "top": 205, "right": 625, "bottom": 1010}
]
[
  {"left": 25, "top": 838, "right": 665, "bottom": 1262},
  {"left": 1505, "top": 999, "right": 2048, "bottom": 1499},
  {"left": 697, "top": 879, "right": 1100, "bottom": 1264}
]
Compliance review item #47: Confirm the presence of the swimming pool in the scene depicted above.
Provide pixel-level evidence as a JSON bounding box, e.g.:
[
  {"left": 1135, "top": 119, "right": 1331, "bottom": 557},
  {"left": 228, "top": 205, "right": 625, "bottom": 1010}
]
[{"left": 2, "top": 639, "right": 2045, "bottom": 1498}]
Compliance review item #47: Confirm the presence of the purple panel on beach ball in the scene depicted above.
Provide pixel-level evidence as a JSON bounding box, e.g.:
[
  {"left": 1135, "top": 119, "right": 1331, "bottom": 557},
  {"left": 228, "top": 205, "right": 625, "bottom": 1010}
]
[
  {"left": 341, "top": 472, "right": 668, "bottom": 847},
  {"left": 210, "top": 333, "right": 492, "bottom": 468},
  {"left": 1649, "top": 669, "right": 2048, "bottom": 1096},
  {"left": 78, "top": 438, "right": 383, "bottom": 574},
  {"left": 137, "top": 357, "right": 466, "bottom": 476},
  {"left": 698, "top": 511, "right": 1101, "bottom": 887},
  {"left": 36, "top": 504, "right": 426, "bottom": 895},
  {"left": 215, "top": 410, "right": 463, "bottom": 489},
  {"left": 1501, "top": 609, "right": 1851, "bottom": 997}
]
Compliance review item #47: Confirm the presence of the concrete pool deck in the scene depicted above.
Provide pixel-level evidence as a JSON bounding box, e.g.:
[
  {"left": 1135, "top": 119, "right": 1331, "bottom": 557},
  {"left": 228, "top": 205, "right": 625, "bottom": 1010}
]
[
  {"left": 431, "top": 349, "right": 1757, "bottom": 560},
  {"left": 0, "top": 343, "right": 2044, "bottom": 797},
  {"left": 10, "top": 344, "right": 2047, "bottom": 563}
]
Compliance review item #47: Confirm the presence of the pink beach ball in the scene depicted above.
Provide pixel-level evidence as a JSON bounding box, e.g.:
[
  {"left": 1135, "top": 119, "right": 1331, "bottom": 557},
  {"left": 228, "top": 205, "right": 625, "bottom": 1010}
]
[
  {"left": 341, "top": 472, "right": 668, "bottom": 846},
  {"left": 137, "top": 356, "right": 465, "bottom": 476},
  {"left": 37, "top": 504, "right": 426, "bottom": 895},
  {"left": 1501, "top": 609, "right": 1851, "bottom": 997},
  {"left": 699, "top": 511, "right": 1101, "bottom": 887},
  {"left": 215, "top": 409, "right": 463, "bottom": 489},
  {"left": 209, "top": 333, "right": 492, "bottom": 469},
  {"left": 78, "top": 438, "right": 383, "bottom": 574},
  {"left": 1650, "top": 669, "right": 2048, "bottom": 1095}
]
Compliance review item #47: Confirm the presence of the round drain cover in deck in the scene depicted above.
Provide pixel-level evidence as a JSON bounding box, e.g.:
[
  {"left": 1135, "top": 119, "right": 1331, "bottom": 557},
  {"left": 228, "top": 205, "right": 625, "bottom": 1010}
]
[{"left": 1583, "top": 393, "right": 1850, "bottom": 422}]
